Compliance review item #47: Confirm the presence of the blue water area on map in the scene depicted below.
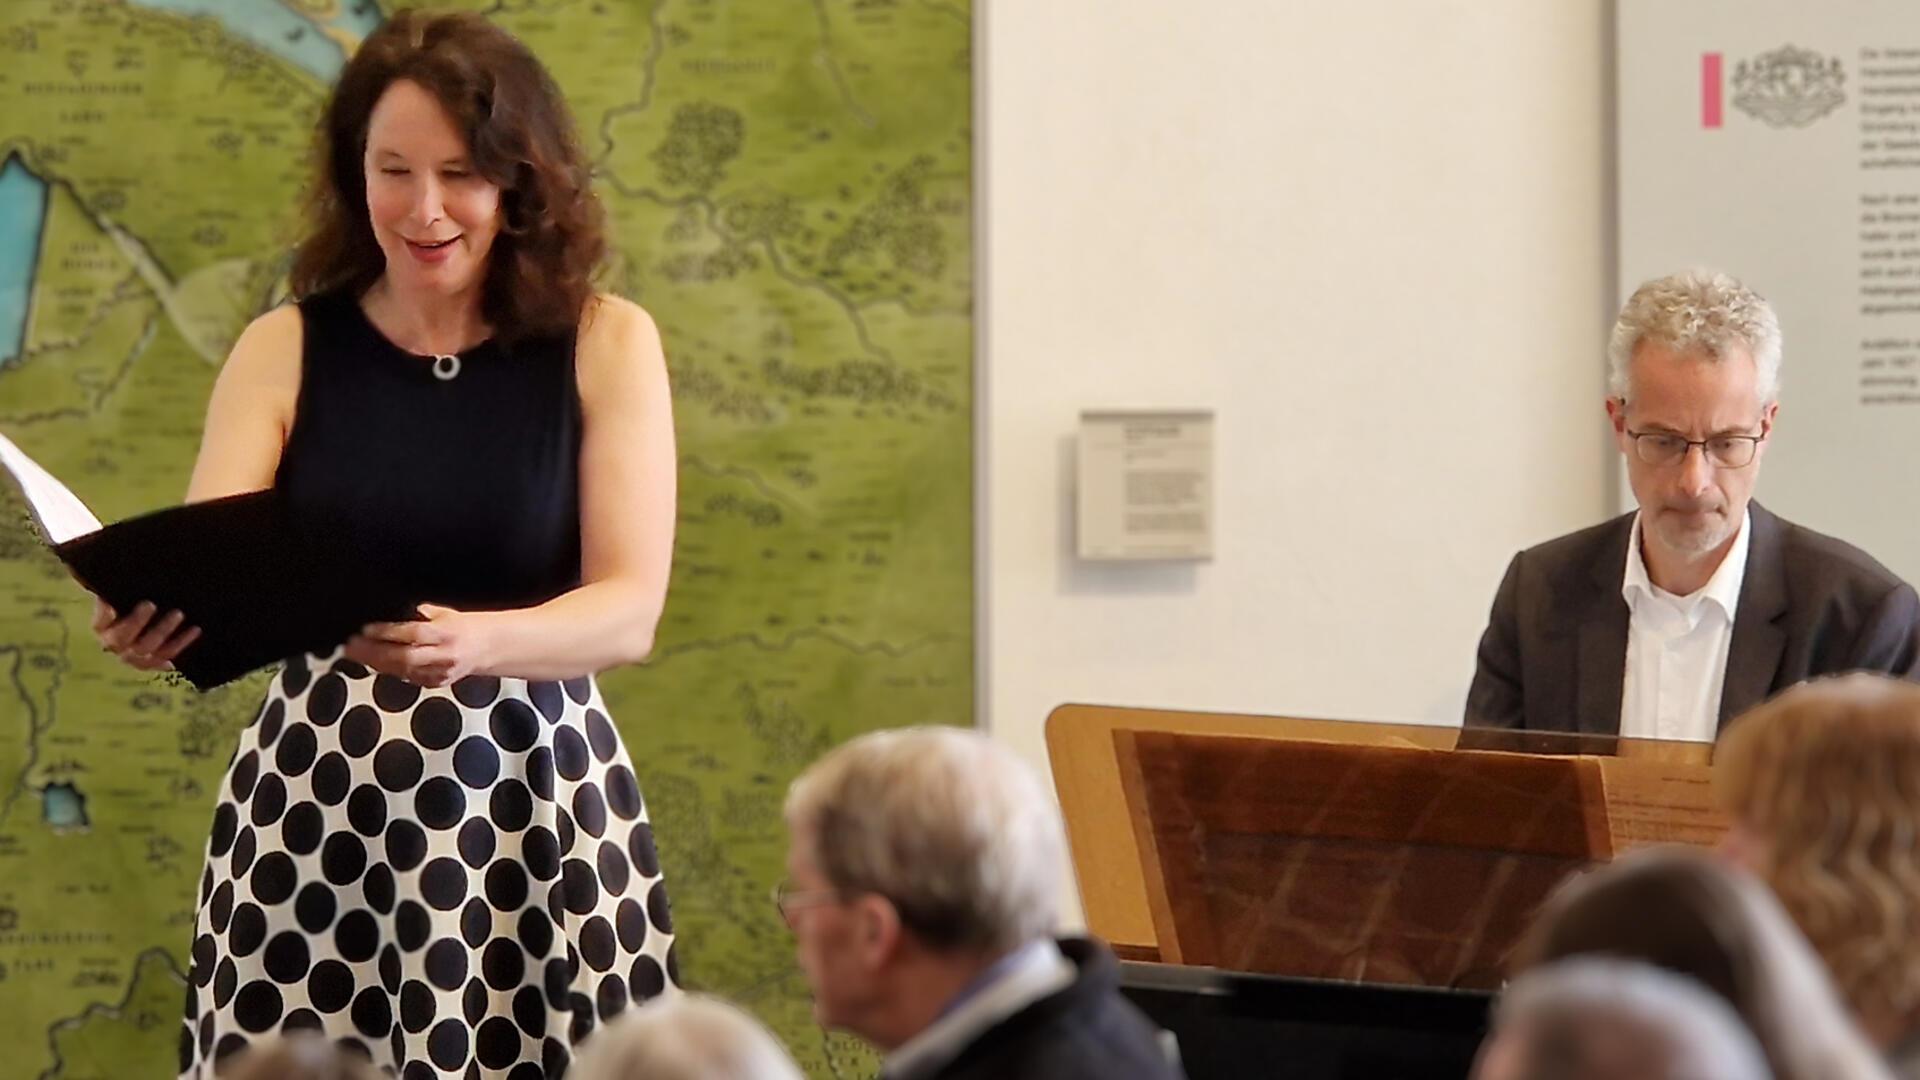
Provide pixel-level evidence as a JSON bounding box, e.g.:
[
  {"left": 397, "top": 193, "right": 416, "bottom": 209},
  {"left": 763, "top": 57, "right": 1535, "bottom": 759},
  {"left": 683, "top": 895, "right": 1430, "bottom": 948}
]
[
  {"left": 41, "top": 782, "right": 89, "bottom": 829},
  {"left": 0, "top": 154, "right": 50, "bottom": 367},
  {"left": 125, "top": 0, "right": 385, "bottom": 83}
]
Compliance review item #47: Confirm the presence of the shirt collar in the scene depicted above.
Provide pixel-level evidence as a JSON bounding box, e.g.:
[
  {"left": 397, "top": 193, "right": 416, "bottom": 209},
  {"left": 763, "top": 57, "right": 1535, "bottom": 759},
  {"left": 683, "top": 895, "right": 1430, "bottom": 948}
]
[
  {"left": 1621, "top": 508, "right": 1751, "bottom": 620},
  {"left": 882, "top": 938, "right": 1074, "bottom": 1080},
  {"left": 937, "top": 940, "right": 1038, "bottom": 1019}
]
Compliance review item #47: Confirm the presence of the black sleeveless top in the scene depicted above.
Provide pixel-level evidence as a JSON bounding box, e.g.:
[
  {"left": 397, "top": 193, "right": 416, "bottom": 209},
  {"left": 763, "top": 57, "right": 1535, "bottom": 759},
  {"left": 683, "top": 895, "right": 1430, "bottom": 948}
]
[{"left": 276, "top": 291, "right": 583, "bottom": 611}]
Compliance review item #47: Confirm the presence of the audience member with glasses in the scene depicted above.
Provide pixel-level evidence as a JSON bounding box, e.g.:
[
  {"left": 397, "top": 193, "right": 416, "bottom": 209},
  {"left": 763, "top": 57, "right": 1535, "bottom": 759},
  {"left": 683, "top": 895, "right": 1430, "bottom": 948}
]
[
  {"left": 775, "top": 726, "right": 1185, "bottom": 1080},
  {"left": 1467, "top": 268, "right": 1920, "bottom": 738}
]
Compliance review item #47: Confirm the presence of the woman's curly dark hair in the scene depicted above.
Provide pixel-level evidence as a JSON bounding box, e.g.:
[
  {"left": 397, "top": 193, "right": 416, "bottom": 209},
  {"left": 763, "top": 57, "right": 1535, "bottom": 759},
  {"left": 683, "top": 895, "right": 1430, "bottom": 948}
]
[{"left": 289, "top": 10, "right": 604, "bottom": 344}]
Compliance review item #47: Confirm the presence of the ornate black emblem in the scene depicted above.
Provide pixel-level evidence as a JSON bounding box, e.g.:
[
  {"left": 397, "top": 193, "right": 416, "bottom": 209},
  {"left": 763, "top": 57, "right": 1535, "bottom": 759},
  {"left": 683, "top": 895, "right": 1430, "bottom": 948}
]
[{"left": 1732, "top": 45, "right": 1846, "bottom": 128}]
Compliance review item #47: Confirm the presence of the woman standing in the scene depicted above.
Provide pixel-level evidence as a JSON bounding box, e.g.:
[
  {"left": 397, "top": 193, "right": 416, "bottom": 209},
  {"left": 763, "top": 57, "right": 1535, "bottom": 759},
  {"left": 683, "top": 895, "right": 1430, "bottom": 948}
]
[{"left": 92, "top": 11, "right": 679, "bottom": 1076}]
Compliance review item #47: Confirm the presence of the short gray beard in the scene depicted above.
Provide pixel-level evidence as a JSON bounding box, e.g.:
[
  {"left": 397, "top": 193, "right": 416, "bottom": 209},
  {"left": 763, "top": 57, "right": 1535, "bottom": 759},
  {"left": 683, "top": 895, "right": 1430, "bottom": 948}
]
[{"left": 1652, "top": 510, "right": 1735, "bottom": 560}]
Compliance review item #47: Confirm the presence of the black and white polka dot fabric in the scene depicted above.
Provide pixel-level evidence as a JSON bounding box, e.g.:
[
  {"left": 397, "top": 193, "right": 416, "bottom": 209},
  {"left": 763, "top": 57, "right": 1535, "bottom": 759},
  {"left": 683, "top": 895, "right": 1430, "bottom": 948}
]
[{"left": 178, "top": 649, "right": 677, "bottom": 1078}]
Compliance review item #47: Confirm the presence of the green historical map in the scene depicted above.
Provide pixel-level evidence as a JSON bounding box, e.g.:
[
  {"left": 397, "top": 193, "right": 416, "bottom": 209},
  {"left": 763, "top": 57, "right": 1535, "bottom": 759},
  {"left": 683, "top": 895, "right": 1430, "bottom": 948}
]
[{"left": 0, "top": 0, "right": 972, "bottom": 1075}]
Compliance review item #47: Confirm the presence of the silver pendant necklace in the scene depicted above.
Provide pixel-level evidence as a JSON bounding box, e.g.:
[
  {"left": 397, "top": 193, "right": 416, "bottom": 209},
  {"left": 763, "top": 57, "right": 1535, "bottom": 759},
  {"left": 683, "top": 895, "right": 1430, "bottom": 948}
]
[{"left": 431, "top": 353, "right": 461, "bottom": 381}]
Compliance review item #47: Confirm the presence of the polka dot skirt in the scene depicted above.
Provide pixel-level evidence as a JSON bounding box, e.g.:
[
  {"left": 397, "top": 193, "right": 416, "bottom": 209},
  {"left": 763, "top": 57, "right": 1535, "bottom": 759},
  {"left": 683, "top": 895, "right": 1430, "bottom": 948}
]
[{"left": 178, "top": 650, "right": 678, "bottom": 1078}]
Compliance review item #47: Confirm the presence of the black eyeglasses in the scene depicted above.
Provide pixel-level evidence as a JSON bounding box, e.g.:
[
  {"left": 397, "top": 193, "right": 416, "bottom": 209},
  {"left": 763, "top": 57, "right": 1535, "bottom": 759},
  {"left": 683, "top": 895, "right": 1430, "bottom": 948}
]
[{"left": 1624, "top": 428, "right": 1764, "bottom": 468}]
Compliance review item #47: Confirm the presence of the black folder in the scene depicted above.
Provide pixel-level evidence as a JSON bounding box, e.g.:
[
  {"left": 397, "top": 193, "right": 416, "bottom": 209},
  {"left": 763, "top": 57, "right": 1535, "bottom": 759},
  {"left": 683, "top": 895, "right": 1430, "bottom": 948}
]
[
  {"left": 52, "top": 490, "right": 420, "bottom": 691},
  {"left": 1, "top": 432, "right": 420, "bottom": 690}
]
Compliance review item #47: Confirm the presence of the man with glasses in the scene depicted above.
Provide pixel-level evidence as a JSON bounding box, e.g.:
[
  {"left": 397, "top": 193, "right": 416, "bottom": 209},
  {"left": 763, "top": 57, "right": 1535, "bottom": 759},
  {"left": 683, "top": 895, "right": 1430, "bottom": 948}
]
[
  {"left": 1467, "top": 269, "right": 1920, "bottom": 739},
  {"left": 776, "top": 726, "right": 1182, "bottom": 1080}
]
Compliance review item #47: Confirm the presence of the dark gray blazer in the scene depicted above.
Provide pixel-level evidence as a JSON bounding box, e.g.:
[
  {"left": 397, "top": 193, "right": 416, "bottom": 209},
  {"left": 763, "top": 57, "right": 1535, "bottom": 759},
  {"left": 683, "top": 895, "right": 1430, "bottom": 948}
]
[
  {"left": 1465, "top": 502, "right": 1920, "bottom": 735},
  {"left": 893, "top": 938, "right": 1184, "bottom": 1080}
]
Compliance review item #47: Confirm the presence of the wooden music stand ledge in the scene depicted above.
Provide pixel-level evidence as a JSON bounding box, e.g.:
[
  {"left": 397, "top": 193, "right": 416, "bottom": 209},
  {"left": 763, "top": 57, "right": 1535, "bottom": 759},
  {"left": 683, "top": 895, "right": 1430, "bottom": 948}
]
[{"left": 1047, "top": 704, "right": 1725, "bottom": 986}]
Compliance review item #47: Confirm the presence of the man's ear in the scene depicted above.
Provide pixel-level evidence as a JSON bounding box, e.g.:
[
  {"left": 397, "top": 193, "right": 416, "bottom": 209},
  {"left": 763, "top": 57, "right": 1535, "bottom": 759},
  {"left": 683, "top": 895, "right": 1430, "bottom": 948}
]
[
  {"left": 1752, "top": 399, "right": 1780, "bottom": 463},
  {"left": 1606, "top": 396, "right": 1632, "bottom": 454},
  {"left": 852, "top": 893, "right": 904, "bottom": 970}
]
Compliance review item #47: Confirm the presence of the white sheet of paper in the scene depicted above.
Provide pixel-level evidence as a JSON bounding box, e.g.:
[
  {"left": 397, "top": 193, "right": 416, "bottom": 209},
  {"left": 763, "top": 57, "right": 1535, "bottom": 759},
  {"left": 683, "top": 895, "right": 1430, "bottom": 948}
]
[{"left": 0, "top": 432, "right": 103, "bottom": 545}]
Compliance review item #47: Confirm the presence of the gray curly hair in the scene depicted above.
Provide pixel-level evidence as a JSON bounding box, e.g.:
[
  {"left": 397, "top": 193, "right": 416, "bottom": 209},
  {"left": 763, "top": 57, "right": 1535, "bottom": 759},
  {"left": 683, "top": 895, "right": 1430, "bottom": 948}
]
[
  {"left": 784, "top": 726, "right": 1064, "bottom": 953},
  {"left": 1607, "top": 269, "right": 1782, "bottom": 406}
]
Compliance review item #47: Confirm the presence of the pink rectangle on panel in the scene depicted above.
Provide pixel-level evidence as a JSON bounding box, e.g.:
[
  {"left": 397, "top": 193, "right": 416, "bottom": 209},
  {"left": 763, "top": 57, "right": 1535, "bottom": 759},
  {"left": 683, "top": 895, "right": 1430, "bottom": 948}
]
[{"left": 1702, "top": 52, "right": 1723, "bottom": 128}]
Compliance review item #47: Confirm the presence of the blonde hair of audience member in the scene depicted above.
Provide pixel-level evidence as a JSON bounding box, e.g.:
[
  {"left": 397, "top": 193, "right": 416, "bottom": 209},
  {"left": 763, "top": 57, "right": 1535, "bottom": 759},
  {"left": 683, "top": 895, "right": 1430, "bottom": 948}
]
[
  {"left": 570, "top": 993, "right": 803, "bottom": 1080},
  {"left": 218, "top": 1033, "right": 383, "bottom": 1080},
  {"left": 1515, "top": 845, "right": 1890, "bottom": 1080},
  {"left": 1607, "top": 268, "right": 1783, "bottom": 405},
  {"left": 1717, "top": 672, "right": 1920, "bottom": 1051},
  {"left": 1475, "top": 958, "right": 1769, "bottom": 1080},
  {"left": 781, "top": 725, "right": 1065, "bottom": 1044}
]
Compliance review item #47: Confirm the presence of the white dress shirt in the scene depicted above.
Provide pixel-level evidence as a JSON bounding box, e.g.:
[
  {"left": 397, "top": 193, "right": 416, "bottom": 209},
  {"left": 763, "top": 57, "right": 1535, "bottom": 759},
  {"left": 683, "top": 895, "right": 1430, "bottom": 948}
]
[
  {"left": 1619, "top": 509, "right": 1751, "bottom": 743},
  {"left": 881, "top": 938, "right": 1075, "bottom": 1080}
]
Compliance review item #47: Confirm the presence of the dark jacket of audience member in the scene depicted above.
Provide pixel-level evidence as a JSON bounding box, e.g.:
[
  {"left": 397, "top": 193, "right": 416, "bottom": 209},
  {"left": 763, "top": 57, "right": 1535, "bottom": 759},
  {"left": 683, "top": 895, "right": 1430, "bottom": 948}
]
[
  {"left": 1514, "top": 845, "right": 1890, "bottom": 1080},
  {"left": 908, "top": 937, "right": 1174, "bottom": 1080}
]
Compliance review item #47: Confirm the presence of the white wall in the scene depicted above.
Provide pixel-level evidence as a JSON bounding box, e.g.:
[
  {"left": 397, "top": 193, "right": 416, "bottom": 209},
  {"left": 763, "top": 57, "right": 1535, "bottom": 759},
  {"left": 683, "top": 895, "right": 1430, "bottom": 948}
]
[{"left": 980, "top": 1, "right": 1618, "bottom": 919}]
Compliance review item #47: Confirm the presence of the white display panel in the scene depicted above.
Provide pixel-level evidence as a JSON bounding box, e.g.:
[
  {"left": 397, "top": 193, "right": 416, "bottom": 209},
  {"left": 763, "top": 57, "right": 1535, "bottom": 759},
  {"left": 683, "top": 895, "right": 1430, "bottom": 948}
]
[
  {"left": 1076, "top": 410, "right": 1214, "bottom": 561},
  {"left": 1619, "top": 1, "right": 1920, "bottom": 581}
]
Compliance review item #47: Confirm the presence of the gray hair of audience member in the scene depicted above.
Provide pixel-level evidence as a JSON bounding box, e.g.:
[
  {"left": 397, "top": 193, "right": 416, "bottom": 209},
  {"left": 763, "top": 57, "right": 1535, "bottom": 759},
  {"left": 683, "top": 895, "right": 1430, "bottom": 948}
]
[
  {"left": 1515, "top": 846, "right": 1891, "bottom": 1080},
  {"left": 218, "top": 1033, "right": 383, "bottom": 1080},
  {"left": 783, "top": 725, "right": 1065, "bottom": 954},
  {"left": 1606, "top": 269, "right": 1783, "bottom": 405},
  {"left": 570, "top": 993, "right": 804, "bottom": 1080},
  {"left": 1480, "top": 958, "right": 1770, "bottom": 1080}
]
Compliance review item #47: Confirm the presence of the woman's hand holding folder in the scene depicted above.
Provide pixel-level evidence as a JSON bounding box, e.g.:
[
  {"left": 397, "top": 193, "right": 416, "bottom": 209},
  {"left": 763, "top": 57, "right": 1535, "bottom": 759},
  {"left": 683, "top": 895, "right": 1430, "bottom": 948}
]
[
  {"left": 91, "top": 596, "right": 201, "bottom": 673},
  {"left": 345, "top": 603, "right": 492, "bottom": 689}
]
